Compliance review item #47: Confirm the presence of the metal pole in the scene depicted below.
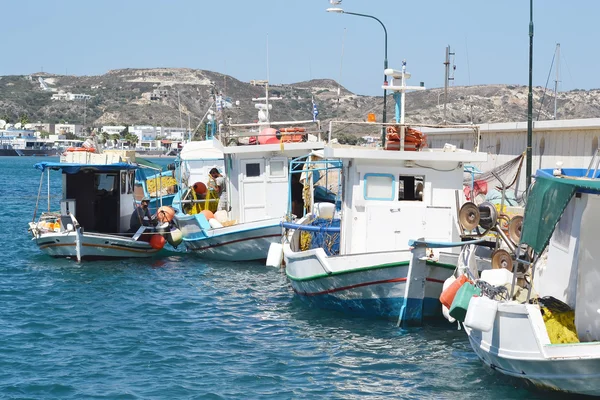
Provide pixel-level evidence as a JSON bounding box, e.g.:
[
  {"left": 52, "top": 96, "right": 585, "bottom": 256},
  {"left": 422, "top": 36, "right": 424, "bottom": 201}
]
[
  {"left": 343, "top": 12, "right": 388, "bottom": 146},
  {"left": 526, "top": 0, "right": 534, "bottom": 190},
  {"left": 554, "top": 43, "right": 560, "bottom": 120}
]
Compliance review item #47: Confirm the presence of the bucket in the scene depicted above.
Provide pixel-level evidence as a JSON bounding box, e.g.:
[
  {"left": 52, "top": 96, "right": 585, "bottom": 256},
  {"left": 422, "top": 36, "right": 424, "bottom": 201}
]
[
  {"left": 480, "top": 268, "right": 513, "bottom": 287},
  {"left": 315, "top": 202, "right": 335, "bottom": 219},
  {"left": 449, "top": 282, "right": 482, "bottom": 322},
  {"left": 464, "top": 296, "right": 498, "bottom": 332},
  {"left": 440, "top": 274, "right": 468, "bottom": 309}
]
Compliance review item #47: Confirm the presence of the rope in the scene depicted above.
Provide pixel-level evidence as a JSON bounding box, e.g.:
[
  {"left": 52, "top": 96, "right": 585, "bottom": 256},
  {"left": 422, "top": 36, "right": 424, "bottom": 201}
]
[{"left": 32, "top": 173, "right": 45, "bottom": 223}]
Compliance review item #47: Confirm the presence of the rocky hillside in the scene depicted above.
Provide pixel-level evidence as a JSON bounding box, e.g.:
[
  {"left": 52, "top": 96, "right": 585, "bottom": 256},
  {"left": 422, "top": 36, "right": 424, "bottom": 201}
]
[{"left": 1, "top": 68, "right": 599, "bottom": 138}]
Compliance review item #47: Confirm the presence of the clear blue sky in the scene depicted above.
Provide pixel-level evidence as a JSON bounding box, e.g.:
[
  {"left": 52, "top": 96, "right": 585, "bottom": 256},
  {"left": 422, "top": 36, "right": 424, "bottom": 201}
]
[{"left": 3, "top": 0, "right": 598, "bottom": 95}]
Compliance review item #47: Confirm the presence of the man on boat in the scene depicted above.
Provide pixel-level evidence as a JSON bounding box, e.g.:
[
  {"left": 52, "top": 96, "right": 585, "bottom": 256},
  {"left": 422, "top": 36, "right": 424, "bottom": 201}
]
[
  {"left": 129, "top": 197, "right": 156, "bottom": 232},
  {"left": 209, "top": 168, "right": 228, "bottom": 211}
]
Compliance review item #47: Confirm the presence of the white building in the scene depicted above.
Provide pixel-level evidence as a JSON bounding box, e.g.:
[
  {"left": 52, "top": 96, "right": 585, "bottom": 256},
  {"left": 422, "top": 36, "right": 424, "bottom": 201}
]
[
  {"left": 55, "top": 123, "right": 84, "bottom": 136},
  {"left": 158, "top": 127, "right": 187, "bottom": 140},
  {"left": 101, "top": 126, "right": 127, "bottom": 136},
  {"left": 130, "top": 125, "right": 157, "bottom": 142},
  {"left": 51, "top": 91, "right": 92, "bottom": 101}
]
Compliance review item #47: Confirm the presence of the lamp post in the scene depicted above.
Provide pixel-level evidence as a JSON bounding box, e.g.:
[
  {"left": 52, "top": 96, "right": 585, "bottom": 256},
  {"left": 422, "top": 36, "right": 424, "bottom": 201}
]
[{"left": 327, "top": 7, "right": 388, "bottom": 145}]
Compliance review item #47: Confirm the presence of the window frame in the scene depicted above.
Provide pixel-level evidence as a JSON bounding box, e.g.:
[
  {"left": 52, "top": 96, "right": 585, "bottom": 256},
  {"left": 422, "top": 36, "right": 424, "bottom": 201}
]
[{"left": 363, "top": 173, "right": 396, "bottom": 201}]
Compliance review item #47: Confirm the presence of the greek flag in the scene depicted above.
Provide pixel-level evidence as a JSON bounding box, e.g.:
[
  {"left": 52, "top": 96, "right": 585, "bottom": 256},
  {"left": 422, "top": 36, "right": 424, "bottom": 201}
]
[{"left": 312, "top": 97, "right": 319, "bottom": 122}]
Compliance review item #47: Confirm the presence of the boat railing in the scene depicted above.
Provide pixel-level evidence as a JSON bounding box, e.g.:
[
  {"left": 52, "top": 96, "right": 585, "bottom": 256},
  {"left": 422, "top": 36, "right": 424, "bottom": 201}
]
[
  {"left": 221, "top": 119, "right": 323, "bottom": 145},
  {"left": 327, "top": 120, "right": 481, "bottom": 152}
]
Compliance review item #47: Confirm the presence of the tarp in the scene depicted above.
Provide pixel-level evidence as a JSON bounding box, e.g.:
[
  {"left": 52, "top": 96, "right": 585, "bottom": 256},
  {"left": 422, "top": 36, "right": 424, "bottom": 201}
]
[
  {"left": 136, "top": 157, "right": 163, "bottom": 171},
  {"left": 34, "top": 162, "right": 138, "bottom": 174},
  {"left": 521, "top": 168, "right": 600, "bottom": 254}
]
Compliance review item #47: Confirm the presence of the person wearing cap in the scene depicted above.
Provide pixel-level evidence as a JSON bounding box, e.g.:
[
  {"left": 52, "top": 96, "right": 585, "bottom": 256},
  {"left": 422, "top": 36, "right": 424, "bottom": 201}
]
[{"left": 129, "top": 197, "right": 155, "bottom": 232}]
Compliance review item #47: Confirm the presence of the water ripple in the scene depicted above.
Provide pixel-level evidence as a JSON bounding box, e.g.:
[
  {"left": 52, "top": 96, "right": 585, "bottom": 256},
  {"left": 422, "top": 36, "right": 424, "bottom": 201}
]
[{"left": 0, "top": 157, "right": 581, "bottom": 399}]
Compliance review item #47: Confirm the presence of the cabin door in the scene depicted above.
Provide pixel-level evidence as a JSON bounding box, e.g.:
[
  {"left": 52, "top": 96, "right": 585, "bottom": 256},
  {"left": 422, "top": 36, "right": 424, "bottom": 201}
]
[
  {"left": 240, "top": 159, "right": 267, "bottom": 223},
  {"left": 365, "top": 205, "right": 426, "bottom": 252}
]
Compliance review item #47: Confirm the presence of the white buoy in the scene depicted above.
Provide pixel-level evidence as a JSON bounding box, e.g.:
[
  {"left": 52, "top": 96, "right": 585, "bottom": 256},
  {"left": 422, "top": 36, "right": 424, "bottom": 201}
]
[{"left": 266, "top": 243, "right": 284, "bottom": 268}]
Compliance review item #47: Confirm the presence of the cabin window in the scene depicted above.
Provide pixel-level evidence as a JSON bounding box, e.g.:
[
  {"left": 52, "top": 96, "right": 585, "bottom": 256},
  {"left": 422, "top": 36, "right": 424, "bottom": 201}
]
[
  {"left": 398, "top": 175, "right": 424, "bottom": 201},
  {"left": 128, "top": 170, "right": 135, "bottom": 194},
  {"left": 96, "top": 174, "right": 116, "bottom": 193},
  {"left": 269, "top": 160, "right": 285, "bottom": 178},
  {"left": 246, "top": 163, "right": 261, "bottom": 177},
  {"left": 364, "top": 173, "right": 395, "bottom": 201},
  {"left": 121, "top": 172, "right": 127, "bottom": 194}
]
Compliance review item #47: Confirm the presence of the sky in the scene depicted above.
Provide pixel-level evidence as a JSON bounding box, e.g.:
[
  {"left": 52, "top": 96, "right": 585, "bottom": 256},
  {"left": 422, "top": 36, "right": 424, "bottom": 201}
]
[{"left": 2, "top": 0, "right": 599, "bottom": 96}]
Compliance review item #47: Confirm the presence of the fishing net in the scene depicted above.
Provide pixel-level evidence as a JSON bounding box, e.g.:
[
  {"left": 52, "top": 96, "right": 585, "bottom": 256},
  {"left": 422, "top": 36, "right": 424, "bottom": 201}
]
[
  {"left": 299, "top": 218, "right": 341, "bottom": 256},
  {"left": 464, "top": 153, "right": 525, "bottom": 204}
]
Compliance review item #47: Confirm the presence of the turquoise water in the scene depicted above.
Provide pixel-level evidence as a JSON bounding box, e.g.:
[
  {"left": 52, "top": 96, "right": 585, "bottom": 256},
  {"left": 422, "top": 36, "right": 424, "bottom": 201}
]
[{"left": 0, "top": 157, "right": 581, "bottom": 399}]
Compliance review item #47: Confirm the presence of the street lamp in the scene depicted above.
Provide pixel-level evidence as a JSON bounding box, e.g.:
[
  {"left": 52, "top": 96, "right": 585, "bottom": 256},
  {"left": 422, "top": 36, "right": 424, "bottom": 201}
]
[{"left": 327, "top": 7, "right": 388, "bottom": 145}]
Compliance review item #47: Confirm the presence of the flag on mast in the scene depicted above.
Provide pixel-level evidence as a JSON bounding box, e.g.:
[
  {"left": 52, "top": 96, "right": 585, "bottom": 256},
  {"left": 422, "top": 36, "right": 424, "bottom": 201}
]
[{"left": 312, "top": 97, "right": 319, "bottom": 122}]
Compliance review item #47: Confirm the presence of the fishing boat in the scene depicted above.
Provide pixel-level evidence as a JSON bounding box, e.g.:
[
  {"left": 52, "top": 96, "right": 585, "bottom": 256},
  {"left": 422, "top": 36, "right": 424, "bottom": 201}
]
[
  {"left": 28, "top": 150, "right": 167, "bottom": 261},
  {"left": 279, "top": 64, "right": 487, "bottom": 323},
  {"left": 448, "top": 163, "right": 600, "bottom": 396},
  {"left": 173, "top": 84, "right": 325, "bottom": 261}
]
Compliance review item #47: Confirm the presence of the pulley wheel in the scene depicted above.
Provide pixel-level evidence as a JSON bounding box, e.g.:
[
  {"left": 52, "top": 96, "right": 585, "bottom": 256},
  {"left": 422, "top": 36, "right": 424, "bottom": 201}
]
[
  {"left": 459, "top": 202, "right": 480, "bottom": 231},
  {"left": 478, "top": 202, "right": 498, "bottom": 231},
  {"left": 508, "top": 215, "right": 524, "bottom": 244},
  {"left": 491, "top": 249, "right": 513, "bottom": 272}
]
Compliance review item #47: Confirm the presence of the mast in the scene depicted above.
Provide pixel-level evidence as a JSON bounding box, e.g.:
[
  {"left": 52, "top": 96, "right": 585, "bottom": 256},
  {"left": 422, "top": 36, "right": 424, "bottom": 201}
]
[
  {"left": 526, "top": 0, "right": 534, "bottom": 190},
  {"left": 554, "top": 43, "right": 560, "bottom": 120}
]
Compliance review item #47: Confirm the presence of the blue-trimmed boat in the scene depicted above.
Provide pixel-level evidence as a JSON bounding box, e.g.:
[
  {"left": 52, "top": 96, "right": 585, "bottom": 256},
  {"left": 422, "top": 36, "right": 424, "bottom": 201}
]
[
  {"left": 282, "top": 64, "right": 488, "bottom": 323},
  {"left": 28, "top": 157, "right": 162, "bottom": 261}
]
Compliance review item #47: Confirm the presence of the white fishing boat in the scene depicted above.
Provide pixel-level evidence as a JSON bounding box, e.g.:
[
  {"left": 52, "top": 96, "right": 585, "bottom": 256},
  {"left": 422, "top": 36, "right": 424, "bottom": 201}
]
[
  {"left": 280, "top": 65, "right": 487, "bottom": 323},
  {"left": 28, "top": 150, "right": 166, "bottom": 261},
  {"left": 453, "top": 164, "right": 600, "bottom": 396},
  {"left": 173, "top": 84, "right": 325, "bottom": 261}
]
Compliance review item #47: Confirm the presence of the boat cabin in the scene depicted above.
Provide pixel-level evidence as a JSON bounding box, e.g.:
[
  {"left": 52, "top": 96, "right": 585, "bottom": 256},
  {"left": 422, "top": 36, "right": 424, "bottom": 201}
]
[
  {"left": 212, "top": 128, "right": 324, "bottom": 224},
  {"left": 324, "top": 142, "right": 488, "bottom": 255},
  {"left": 37, "top": 161, "right": 139, "bottom": 234}
]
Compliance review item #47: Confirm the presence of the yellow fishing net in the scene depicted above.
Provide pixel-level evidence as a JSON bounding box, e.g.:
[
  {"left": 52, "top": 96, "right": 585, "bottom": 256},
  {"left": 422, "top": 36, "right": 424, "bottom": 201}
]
[
  {"left": 146, "top": 176, "right": 178, "bottom": 196},
  {"left": 300, "top": 231, "right": 312, "bottom": 251},
  {"left": 542, "top": 307, "right": 579, "bottom": 344}
]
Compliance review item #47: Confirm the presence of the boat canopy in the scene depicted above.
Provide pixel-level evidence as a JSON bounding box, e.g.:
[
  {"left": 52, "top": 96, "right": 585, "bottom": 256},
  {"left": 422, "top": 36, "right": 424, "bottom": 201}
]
[
  {"left": 521, "top": 168, "right": 600, "bottom": 254},
  {"left": 34, "top": 162, "right": 138, "bottom": 174}
]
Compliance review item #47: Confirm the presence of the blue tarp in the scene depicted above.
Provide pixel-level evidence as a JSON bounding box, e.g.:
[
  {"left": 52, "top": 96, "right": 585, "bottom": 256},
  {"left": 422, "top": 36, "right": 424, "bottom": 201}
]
[{"left": 34, "top": 162, "right": 138, "bottom": 174}]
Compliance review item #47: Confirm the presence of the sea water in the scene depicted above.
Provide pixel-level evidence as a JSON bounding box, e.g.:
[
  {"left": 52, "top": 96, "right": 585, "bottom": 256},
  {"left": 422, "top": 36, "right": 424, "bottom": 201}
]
[{"left": 0, "top": 157, "right": 579, "bottom": 399}]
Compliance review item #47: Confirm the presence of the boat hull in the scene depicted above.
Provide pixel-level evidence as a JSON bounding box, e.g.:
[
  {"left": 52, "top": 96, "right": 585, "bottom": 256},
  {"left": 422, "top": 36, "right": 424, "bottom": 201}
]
[
  {"left": 178, "top": 216, "right": 282, "bottom": 261},
  {"left": 34, "top": 231, "right": 159, "bottom": 259},
  {"left": 284, "top": 246, "right": 454, "bottom": 319},
  {"left": 0, "top": 148, "right": 58, "bottom": 156},
  {"left": 465, "top": 302, "right": 600, "bottom": 396}
]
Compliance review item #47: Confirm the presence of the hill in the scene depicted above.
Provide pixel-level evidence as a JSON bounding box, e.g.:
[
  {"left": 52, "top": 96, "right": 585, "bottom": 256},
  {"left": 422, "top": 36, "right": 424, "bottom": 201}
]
[{"left": 1, "top": 68, "right": 599, "bottom": 138}]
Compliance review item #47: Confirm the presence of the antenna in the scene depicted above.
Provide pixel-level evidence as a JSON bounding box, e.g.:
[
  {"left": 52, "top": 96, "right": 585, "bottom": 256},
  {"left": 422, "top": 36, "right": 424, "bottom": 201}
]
[
  {"left": 443, "top": 45, "right": 456, "bottom": 123},
  {"left": 554, "top": 43, "right": 560, "bottom": 120},
  {"left": 266, "top": 33, "right": 270, "bottom": 122}
]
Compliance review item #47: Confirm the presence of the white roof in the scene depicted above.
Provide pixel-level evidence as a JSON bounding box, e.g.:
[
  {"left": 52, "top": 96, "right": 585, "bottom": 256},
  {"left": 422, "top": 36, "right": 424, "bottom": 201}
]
[
  {"left": 179, "top": 140, "right": 224, "bottom": 161},
  {"left": 323, "top": 145, "right": 488, "bottom": 163}
]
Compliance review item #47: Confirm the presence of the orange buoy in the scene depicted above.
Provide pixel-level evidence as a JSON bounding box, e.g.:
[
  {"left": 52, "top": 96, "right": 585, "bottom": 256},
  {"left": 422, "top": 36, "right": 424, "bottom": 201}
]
[
  {"left": 201, "top": 209, "right": 215, "bottom": 220},
  {"left": 157, "top": 206, "right": 176, "bottom": 223},
  {"left": 193, "top": 182, "right": 207, "bottom": 195},
  {"left": 439, "top": 274, "right": 469, "bottom": 309},
  {"left": 149, "top": 234, "right": 166, "bottom": 250}
]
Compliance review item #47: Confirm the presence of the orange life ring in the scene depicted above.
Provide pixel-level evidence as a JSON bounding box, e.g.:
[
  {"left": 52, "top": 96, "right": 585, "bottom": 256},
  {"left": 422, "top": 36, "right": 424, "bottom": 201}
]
[
  {"left": 66, "top": 147, "right": 96, "bottom": 153},
  {"left": 280, "top": 127, "right": 306, "bottom": 133}
]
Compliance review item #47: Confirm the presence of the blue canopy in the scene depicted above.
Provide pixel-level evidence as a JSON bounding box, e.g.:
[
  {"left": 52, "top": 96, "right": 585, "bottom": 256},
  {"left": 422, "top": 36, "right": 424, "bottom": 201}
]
[{"left": 34, "top": 162, "right": 138, "bottom": 174}]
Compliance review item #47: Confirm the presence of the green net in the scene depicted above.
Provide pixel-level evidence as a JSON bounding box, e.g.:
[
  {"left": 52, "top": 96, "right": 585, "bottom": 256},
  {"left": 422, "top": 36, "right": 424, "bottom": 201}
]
[{"left": 521, "top": 176, "right": 576, "bottom": 254}]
